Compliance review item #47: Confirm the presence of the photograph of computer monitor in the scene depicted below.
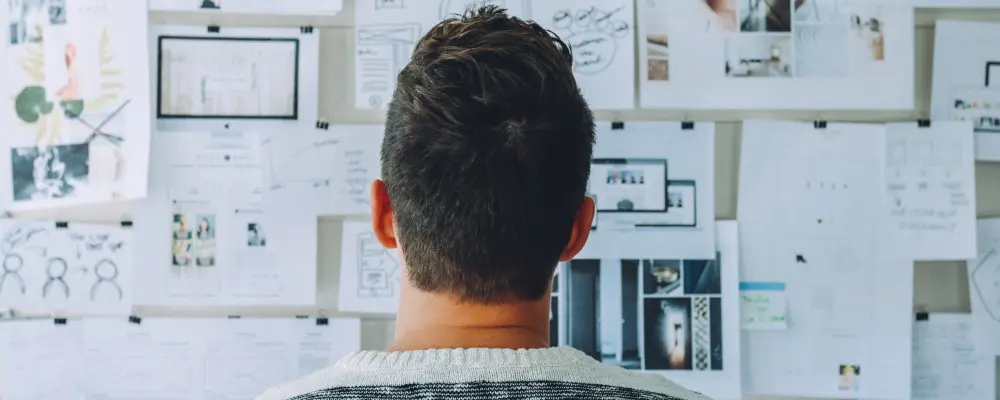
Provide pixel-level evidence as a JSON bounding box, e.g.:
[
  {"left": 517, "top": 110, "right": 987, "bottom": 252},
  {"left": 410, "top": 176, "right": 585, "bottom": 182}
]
[
  {"left": 590, "top": 159, "right": 668, "bottom": 213},
  {"left": 635, "top": 180, "right": 697, "bottom": 228}
]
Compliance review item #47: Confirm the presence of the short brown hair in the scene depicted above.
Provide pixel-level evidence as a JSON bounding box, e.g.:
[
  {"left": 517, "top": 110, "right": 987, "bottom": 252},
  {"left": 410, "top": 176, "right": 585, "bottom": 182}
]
[{"left": 381, "top": 6, "right": 594, "bottom": 304}]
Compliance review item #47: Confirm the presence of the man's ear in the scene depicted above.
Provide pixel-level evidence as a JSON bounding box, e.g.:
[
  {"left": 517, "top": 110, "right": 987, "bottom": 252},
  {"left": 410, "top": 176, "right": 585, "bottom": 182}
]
[
  {"left": 370, "top": 179, "right": 397, "bottom": 249},
  {"left": 559, "top": 196, "right": 595, "bottom": 261}
]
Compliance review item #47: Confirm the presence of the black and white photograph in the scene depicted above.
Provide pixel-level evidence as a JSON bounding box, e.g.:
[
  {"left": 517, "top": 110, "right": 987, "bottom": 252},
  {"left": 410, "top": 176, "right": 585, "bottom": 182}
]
[
  {"left": 739, "top": 0, "right": 791, "bottom": 32},
  {"left": 247, "top": 222, "right": 266, "bottom": 247},
  {"left": 8, "top": 0, "right": 46, "bottom": 45},
  {"left": 549, "top": 296, "right": 559, "bottom": 347},
  {"left": 48, "top": 0, "right": 65, "bottom": 25},
  {"left": 642, "top": 259, "right": 682, "bottom": 295},
  {"left": 683, "top": 258, "right": 722, "bottom": 295},
  {"left": 10, "top": 143, "right": 89, "bottom": 202},
  {"left": 200, "top": 0, "right": 221, "bottom": 9},
  {"left": 565, "top": 259, "right": 643, "bottom": 370},
  {"left": 725, "top": 34, "right": 793, "bottom": 78},
  {"left": 643, "top": 297, "right": 692, "bottom": 370}
]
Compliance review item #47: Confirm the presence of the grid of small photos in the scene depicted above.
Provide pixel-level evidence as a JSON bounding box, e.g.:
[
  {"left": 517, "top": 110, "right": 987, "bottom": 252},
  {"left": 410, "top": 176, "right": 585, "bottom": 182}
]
[
  {"left": 639, "top": 256, "right": 723, "bottom": 371},
  {"left": 726, "top": 0, "right": 886, "bottom": 79},
  {"left": 560, "top": 255, "right": 723, "bottom": 372}
]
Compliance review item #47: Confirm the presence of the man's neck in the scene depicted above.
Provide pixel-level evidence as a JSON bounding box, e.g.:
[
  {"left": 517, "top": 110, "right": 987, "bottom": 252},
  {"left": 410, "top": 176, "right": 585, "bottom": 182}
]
[{"left": 390, "top": 286, "right": 551, "bottom": 352}]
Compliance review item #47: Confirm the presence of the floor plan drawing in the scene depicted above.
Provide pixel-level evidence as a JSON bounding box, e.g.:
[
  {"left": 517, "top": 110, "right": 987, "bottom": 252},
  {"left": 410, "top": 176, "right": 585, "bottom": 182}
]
[{"left": 0, "top": 219, "right": 132, "bottom": 313}]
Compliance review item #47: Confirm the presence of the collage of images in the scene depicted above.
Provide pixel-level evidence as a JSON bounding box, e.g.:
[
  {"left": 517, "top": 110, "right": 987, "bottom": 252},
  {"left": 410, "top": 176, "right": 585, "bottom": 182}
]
[
  {"left": 952, "top": 88, "right": 1000, "bottom": 134},
  {"left": 645, "top": 0, "right": 887, "bottom": 81},
  {"left": 550, "top": 256, "right": 723, "bottom": 371},
  {"left": 588, "top": 159, "right": 697, "bottom": 229},
  {"left": 170, "top": 213, "right": 269, "bottom": 267}
]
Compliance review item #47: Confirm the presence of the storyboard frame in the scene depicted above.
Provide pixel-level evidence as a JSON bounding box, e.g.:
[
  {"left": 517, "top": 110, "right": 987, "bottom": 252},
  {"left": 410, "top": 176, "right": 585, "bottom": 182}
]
[
  {"left": 637, "top": 0, "right": 914, "bottom": 109},
  {"left": 147, "top": 0, "right": 343, "bottom": 15},
  {"left": 149, "top": 26, "right": 319, "bottom": 133},
  {"left": 931, "top": 20, "right": 1000, "bottom": 161},
  {"left": 0, "top": 0, "right": 152, "bottom": 211}
]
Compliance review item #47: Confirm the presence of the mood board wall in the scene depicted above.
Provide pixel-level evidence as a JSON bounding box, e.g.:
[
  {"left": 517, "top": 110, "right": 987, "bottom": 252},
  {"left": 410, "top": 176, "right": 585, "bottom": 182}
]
[{"left": 9, "top": 1, "right": 1000, "bottom": 399}]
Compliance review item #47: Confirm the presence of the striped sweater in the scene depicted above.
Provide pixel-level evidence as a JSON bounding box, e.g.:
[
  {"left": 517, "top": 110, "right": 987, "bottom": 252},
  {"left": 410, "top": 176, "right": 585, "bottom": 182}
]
[{"left": 256, "top": 347, "right": 712, "bottom": 400}]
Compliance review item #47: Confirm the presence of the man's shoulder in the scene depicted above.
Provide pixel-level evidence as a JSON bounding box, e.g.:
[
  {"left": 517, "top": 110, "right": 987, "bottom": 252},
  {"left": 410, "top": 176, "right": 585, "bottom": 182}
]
[{"left": 257, "top": 354, "right": 711, "bottom": 400}]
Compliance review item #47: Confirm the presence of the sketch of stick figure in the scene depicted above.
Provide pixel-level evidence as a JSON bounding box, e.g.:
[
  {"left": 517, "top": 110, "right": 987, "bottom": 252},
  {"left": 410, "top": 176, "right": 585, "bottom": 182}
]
[
  {"left": 0, "top": 254, "right": 26, "bottom": 295},
  {"left": 91, "top": 259, "right": 122, "bottom": 301},
  {"left": 357, "top": 232, "right": 398, "bottom": 298},
  {"left": 42, "top": 257, "right": 70, "bottom": 299}
]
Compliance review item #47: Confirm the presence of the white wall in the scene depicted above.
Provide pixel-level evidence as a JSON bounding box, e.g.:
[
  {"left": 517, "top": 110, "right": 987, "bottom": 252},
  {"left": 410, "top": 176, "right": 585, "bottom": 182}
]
[{"left": 16, "top": 2, "right": 1000, "bottom": 399}]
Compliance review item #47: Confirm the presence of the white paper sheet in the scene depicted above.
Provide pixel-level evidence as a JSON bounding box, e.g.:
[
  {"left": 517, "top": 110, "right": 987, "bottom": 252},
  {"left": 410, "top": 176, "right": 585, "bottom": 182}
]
[
  {"left": 261, "top": 125, "right": 383, "bottom": 216},
  {"left": 0, "top": 317, "right": 362, "bottom": 400},
  {"left": 528, "top": 0, "right": 636, "bottom": 109},
  {"left": 0, "top": 219, "right": 133, "bottom": 314},
  {"left": 148, "top": 0, "right": 343, "bottom": 15},
  {"left": 883, "top": 121, "right": 977, "bottom": 260},
  {"left": 579, "top": 121, "right": 715, "bottom": 259},
  {"left": 637, "top": 0, "right": 913, "bottom": 109},
  {"left": 738, "top": 120, "right": 913, "bottom": 399},
  {"left": 354, "top": 0, "right": 531, "bottom": 110},
  {"left": 859, "top": 0, "right": 1000, "bottom": 7},
  {"left": 133, "top": 131, "right": 317, "bottom": 307},
  {"left": 969, "top": 218, "right": 1000, "bottom": 356},
  {"left": 739, "top": 281, "right": 788, "bottom": 330},
  {"left": 354, "top": 0, "right": 633, "bottom": 110},
  {"left": 912, "top": 313, "right": 995, "bottom": 400},
  {"left": 556, "top": 221, "right": 740, "bottom": 399},
  {"left": 931, "top": 20, "right": 1000, "bottom": 161},
  {"left": 0, "top": 319, "right": 84, "bottom": 399},
  {"left": 338, "top": 220, "right": 402, "bottom": 314},
  {"left": 149, "top": 26, "right": 320, "bottom": 133},
  {"left": 0, "top": 0, "right": 152, "bottom": 210}
]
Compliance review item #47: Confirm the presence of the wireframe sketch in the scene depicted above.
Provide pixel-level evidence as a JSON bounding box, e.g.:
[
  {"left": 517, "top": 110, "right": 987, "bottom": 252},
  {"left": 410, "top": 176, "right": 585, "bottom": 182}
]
[
  {"left": 158, "top": 37, "right": 298, "bottom": 118},
  {"left": 356, "top": 24, "right": 422, "bottom": 108},
  {"left": 265, "top": 138, "right": 340, "bottom": 190},
  {"left": 0, "top": 220, "right": 131, "bottom": 311},
  {"left": 357, "top": 232, "right": 399, "bottom": 298},
  {"left": 738, "top": 0, "right": 791, "bottom": 32},
  {"left": 795, "top": 24, "right": 849, "bottom": 78},
  {"left": 550, "top": 4, "right": 631, "bottom": 75},
  {"left": 7, "top": 3, "right": 133, "bottom": 205}
]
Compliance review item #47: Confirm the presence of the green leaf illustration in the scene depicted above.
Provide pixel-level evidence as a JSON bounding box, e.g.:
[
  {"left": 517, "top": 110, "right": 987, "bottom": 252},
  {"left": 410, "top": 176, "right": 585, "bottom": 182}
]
[
  {"left": 14, "top": 85, "right": 54, "bottom": 123},
  {"left": 60, "top": 99, "right": 84, "bottom": 118}
]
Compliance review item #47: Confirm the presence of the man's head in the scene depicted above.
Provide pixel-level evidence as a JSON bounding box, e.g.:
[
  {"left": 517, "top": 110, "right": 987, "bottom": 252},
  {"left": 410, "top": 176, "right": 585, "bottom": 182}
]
[{"left": 371, "top": 6, "right": 595, "bottom": 305}]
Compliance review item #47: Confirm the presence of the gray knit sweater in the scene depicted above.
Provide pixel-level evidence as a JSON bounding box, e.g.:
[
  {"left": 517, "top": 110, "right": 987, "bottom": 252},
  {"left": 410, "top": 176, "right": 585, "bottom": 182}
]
[{"left": 256, "top": 347, "right": 713, "bottom": 399}]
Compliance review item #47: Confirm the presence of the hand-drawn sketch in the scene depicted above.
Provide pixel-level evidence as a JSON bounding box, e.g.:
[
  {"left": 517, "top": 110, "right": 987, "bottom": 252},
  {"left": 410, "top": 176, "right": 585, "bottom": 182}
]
[
  {"left": 550, "top": 4, "right": 630, "bottom": 75},
  {"left": 158, "top": 36, "right": 299, "bottom": 119},
  {"left": 356, "top": 232, "right": 400, "bottom": 298},
  {"left": 0, "top": 220, "right": 131, "bottom": 312},
  {"left": 376, "top": 0, "right": 405, "bottom": 9},
  {"left": 355, "top": 24, "right": 422, "bottom": 109},
  {"left": 264, "top": 137, "right": 340, "bottom": 191},
  {"left": 971, "top": 247, "right": 1000, "bottom": 323}
]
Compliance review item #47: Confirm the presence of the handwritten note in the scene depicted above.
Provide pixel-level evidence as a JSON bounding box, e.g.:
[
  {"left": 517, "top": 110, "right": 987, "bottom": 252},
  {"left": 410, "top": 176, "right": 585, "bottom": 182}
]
[
  {"left": 739, "top": 281, "right": 788, "bottom": 330},
  {"left": 338, "top": 127, "right": 383, "bottom": 215},
  {"left": 530, "top": 0, "right": 635, "bottom": 109},
  {"left": 912, "top": 314, "right": 994, "bottom": 400},
  {"left": 884, "top": 121, "right": 976, "bottom": 260}
]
